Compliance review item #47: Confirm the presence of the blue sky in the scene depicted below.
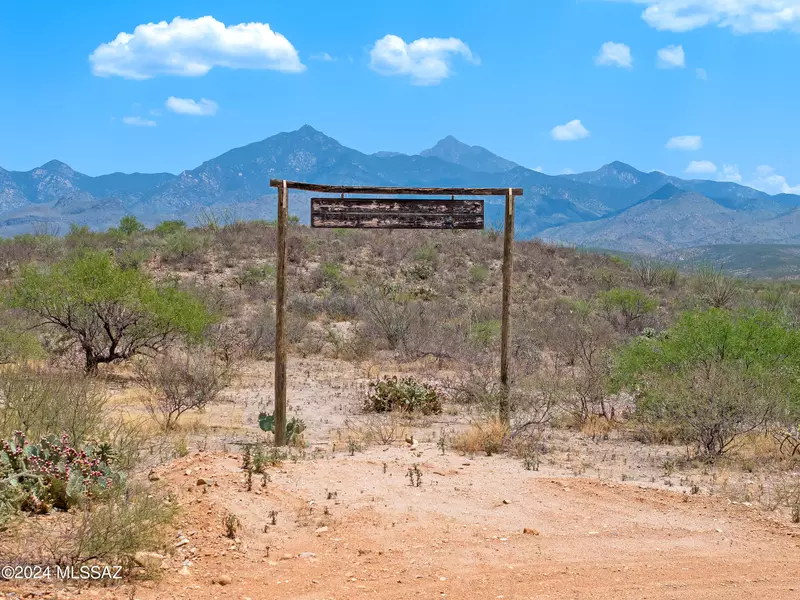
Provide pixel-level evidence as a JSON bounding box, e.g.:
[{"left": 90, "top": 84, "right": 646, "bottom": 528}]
[{"left": 2, "top": 0, "right": 800, "bottom": 194}]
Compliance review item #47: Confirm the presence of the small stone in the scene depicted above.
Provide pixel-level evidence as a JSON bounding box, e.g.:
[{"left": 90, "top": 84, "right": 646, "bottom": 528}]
[
  {"left": 314, "top": 526, "right": 329, "bottom": 535},
  {"left": 197, "top": 478, "right": 214, "bottom": 486},
  {"left": 133, "top": 551, "right": 164, "bottom": 570},
  {"left": 176, "top": 538, "right": 190, "bottom": 548},
  {"left": 185, "top": 469, "right": 192, "bottom": 475},
  {"left": 298, "top": 552, "right": 316, "bottom": 559},
  {"left": 281, "top": 553, "right": 294, "bottom": 560},
  {"left": 148, "top": 472, "right": 160, "bottom": 482},
  {"left": 523, "top": 528, "right": 540, "bottom": 536},
  {"left": 212, "top": 574, "right": 233, "bottom": 586},
  {"left": 179, "top": 565, "right": 191, "bottom": 576}
]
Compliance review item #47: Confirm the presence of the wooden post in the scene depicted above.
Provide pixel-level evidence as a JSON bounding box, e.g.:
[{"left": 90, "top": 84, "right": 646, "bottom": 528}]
[
  {"left": 274, "top": 180, "right": 288, "bottom": 446},
  {"left": 499, "top": 188, "right": 515, "bottom": 425}
]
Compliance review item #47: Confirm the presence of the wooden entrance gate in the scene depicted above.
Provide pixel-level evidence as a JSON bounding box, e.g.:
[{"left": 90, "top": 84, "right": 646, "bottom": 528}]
[{"left": 268, "top": 179, "right": 522, "bottom": 446}]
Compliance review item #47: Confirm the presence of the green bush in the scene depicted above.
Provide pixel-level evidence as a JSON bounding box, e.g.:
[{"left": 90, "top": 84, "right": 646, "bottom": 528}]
[
  {"left": 612, "top": 309, "right": 800, "bottom": 455},
  {"left": 153, "top": 220, "right": 187, "bottom": 235},
  {"left": 117, "top": 216, "right": 146, "bottom": 236},
  {"left": 597, "top": 287, "right": 657, "bottom": 330},
  {"left": 364, "top": 376, "right": 444, "bottom": 415}
]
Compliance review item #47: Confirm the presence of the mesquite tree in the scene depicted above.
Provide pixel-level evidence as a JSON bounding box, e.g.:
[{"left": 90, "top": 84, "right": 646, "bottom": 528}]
[{"left": 7, "top": 250, "right": 213, "bottom": 373}]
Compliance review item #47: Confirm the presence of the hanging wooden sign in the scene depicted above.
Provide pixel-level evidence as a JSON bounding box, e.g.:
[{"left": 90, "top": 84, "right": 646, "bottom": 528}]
[{"left": 310, "top": 198, "right": 484, "bottom": 229}]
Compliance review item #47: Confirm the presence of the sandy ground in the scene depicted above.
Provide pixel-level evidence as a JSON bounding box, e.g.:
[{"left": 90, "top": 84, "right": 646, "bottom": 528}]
[{"left": 4, "top": 356, "right": 800, "bottom": 599}]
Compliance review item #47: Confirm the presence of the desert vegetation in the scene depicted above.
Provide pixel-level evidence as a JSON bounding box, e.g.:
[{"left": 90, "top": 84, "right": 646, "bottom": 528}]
[{"left": 2, "top": 214, "right": 800, "bottom": 593}]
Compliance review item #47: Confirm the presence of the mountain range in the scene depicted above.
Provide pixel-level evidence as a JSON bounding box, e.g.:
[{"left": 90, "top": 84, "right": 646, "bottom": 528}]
[{"left": 2, "top": 125, "right": 799, "bottom": 257}]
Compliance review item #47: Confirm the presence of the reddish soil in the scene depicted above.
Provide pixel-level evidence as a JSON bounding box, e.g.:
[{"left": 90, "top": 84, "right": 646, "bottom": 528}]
[{"left": 7, "top": 445, "right": 800, "bottom": 600}]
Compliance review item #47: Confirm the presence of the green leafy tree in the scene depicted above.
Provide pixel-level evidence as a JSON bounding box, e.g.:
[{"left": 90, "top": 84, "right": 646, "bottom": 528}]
[
  {"left": 597, "top": 288, "right": 658, "bottom": 331},
  {"left": 117, "top": 216, "right": 146, "bottom": 236},
  {"left": 153, "top": 220, "right": 186, "bottom": 235},
  {"left": 612, "top": 309, "right": 800, "bottom": 455},
  {"left": 6, "top": 251, "right": 214, "bottom": 373}
]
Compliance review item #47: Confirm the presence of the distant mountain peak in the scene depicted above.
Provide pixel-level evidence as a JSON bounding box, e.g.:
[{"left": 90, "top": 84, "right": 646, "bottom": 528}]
[
  {"left": 419, "top": 136, "right": 518, "bottom": 174},
  {"left": 38, "top": 159, "right": 76, "bottom": 174}
]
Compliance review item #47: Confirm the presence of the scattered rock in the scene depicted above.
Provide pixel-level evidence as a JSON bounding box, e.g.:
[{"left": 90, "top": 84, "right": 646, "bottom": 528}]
[
  {"left": 148, "top": 471, "right": 160, "bottom": 482},
  {"left": 133, "top": 551, "right": 165, "bottom": 570},
  {"left": 314, "top": 526, "right": 329, "bottom": 535},
  {"left": 523, "top": 528, "right": 540, "bottom": 536},
  {"left": 212, "top": 574, "right": 232, "bottom": 586},
  {"left": 179, "top": 565, "right": 191, "bottom": 576},
  {"left": 298, "top": 552, "right": 316, "bottom": 559},
  {"left": 281, "top": 553, "right": 294, "bottom": 560},
  {"left": 175, "top": 538, "right": 190, "bottom": 548},
  {"left": 196, "top": 478, "right": 214, "bottom": 486}
]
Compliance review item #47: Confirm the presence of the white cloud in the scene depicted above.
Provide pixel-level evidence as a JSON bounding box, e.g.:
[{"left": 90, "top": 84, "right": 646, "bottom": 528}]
[
  {"left": 749, "top": 164, "right": 800, "bottom": 194},
  {"left": 595, "top": 42, "right": 633, "bottom": 68},
  {"left": 149, "top": 108, "right": 161, "bottom": 116},
  {"left": 89, "top": 16, "right": 305, "bottom": 79},
  {"left": 720, "top": 164, "right": 743, "bottom": 183},
  {"left": 612, "top": 1, "right": 800, "bottom": 33},
  {"left": 123, "top": 116, "right": 157, "bottom": 127},
  {"left": 369, "top": 34, "right": 478, "bottom": 85},
  {"left": 686, "top": 160, "right": 717, "bottom": 174},
  {"left": 534, "top": 165, "right": 545, "bottom": 173},
  {"left": 166, "top": 96, "right": 218, "bottom": 116},
  {"left": 551, "top": 119, "right": 590, "bottom": 142},
  {"left": 657, "top": 44, "right": 685, "bottom": 68},
  {"left": 666, "top": 135, "right": 702, "bottom": 150},
  {"left": 696, "top": 67, "right": 708, "bottom": 80},
  {"left": 310, "top": 52, "right": 335, "bottom": 62}
]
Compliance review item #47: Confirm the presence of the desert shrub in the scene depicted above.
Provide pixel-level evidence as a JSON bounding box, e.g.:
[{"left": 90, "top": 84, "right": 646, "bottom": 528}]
[
  {"left": 0, "top": 367, "right": 108, "bottom": 445},
  {"left": 233, "top": 263, "right": 275, "bottom": 290},
  {"left": 153, "top": 220, "right": 186, "bottom": 235},
  {"left": 0, "top": 432, "right": 124, "bottom": 518},
  {"left": 528, "top": 298, "right": 615, "bottom": 423},
  {"left": 597, "top": 287, "right": 657, "bottom": 331},
  {"left": 135, "top": 350, "right": 233, "bottom": 430},
  {"left": 468, "top": 264, "right": 490, "bottom": 285},
  {"left": 693, "top": 265, "right": 740, "bottom": 309},
  {"left": 241, "top": 308, "right": 276, "bottom": 359},
  {"left": 452, "top": 419, "right": 509, "bottom": 456},
  {"left": 116, "top": 216, "right": 146, "bottom": 236},
  {"left": 613, "top": 309, "right": 800, "bottom": 455},
  {"left": 7, "top": 250, "right": 214, "bottom": 373},
  {"left": 360, "top": 283, "right": 420, "bottom": 351},
  {"left": 632, "top": 258, "right": 677, "bottom": 288},
  {"left": 469, "top": 319, "right": 501, "bottom": 348},
  {"left": 322, "top": 293, "right": 360, "bottom": 321},
  {"left": 364, "top": 376, "right": 444, "bottom": 415},
  {"left": 163, "top": 229, "right": 209, "bottom": 261},
  {"left": 26, "top": 482, "right": 176, "bottom": 568},
  {"left": 0, "top": 325, "right": 45, "bottom": 364},
  {"left": 116, "top": 247, "right": 152, "bottom": 271}
]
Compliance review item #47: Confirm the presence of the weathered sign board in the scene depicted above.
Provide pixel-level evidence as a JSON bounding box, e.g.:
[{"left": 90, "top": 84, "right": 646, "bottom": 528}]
[{"left": 310, "top": 198, "right": 484, "bottom": 229}]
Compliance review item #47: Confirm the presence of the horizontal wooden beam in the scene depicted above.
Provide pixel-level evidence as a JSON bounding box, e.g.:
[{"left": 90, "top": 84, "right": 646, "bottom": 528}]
[{"left": 270, "top": 179, "right": 523, "bottom": 196}]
